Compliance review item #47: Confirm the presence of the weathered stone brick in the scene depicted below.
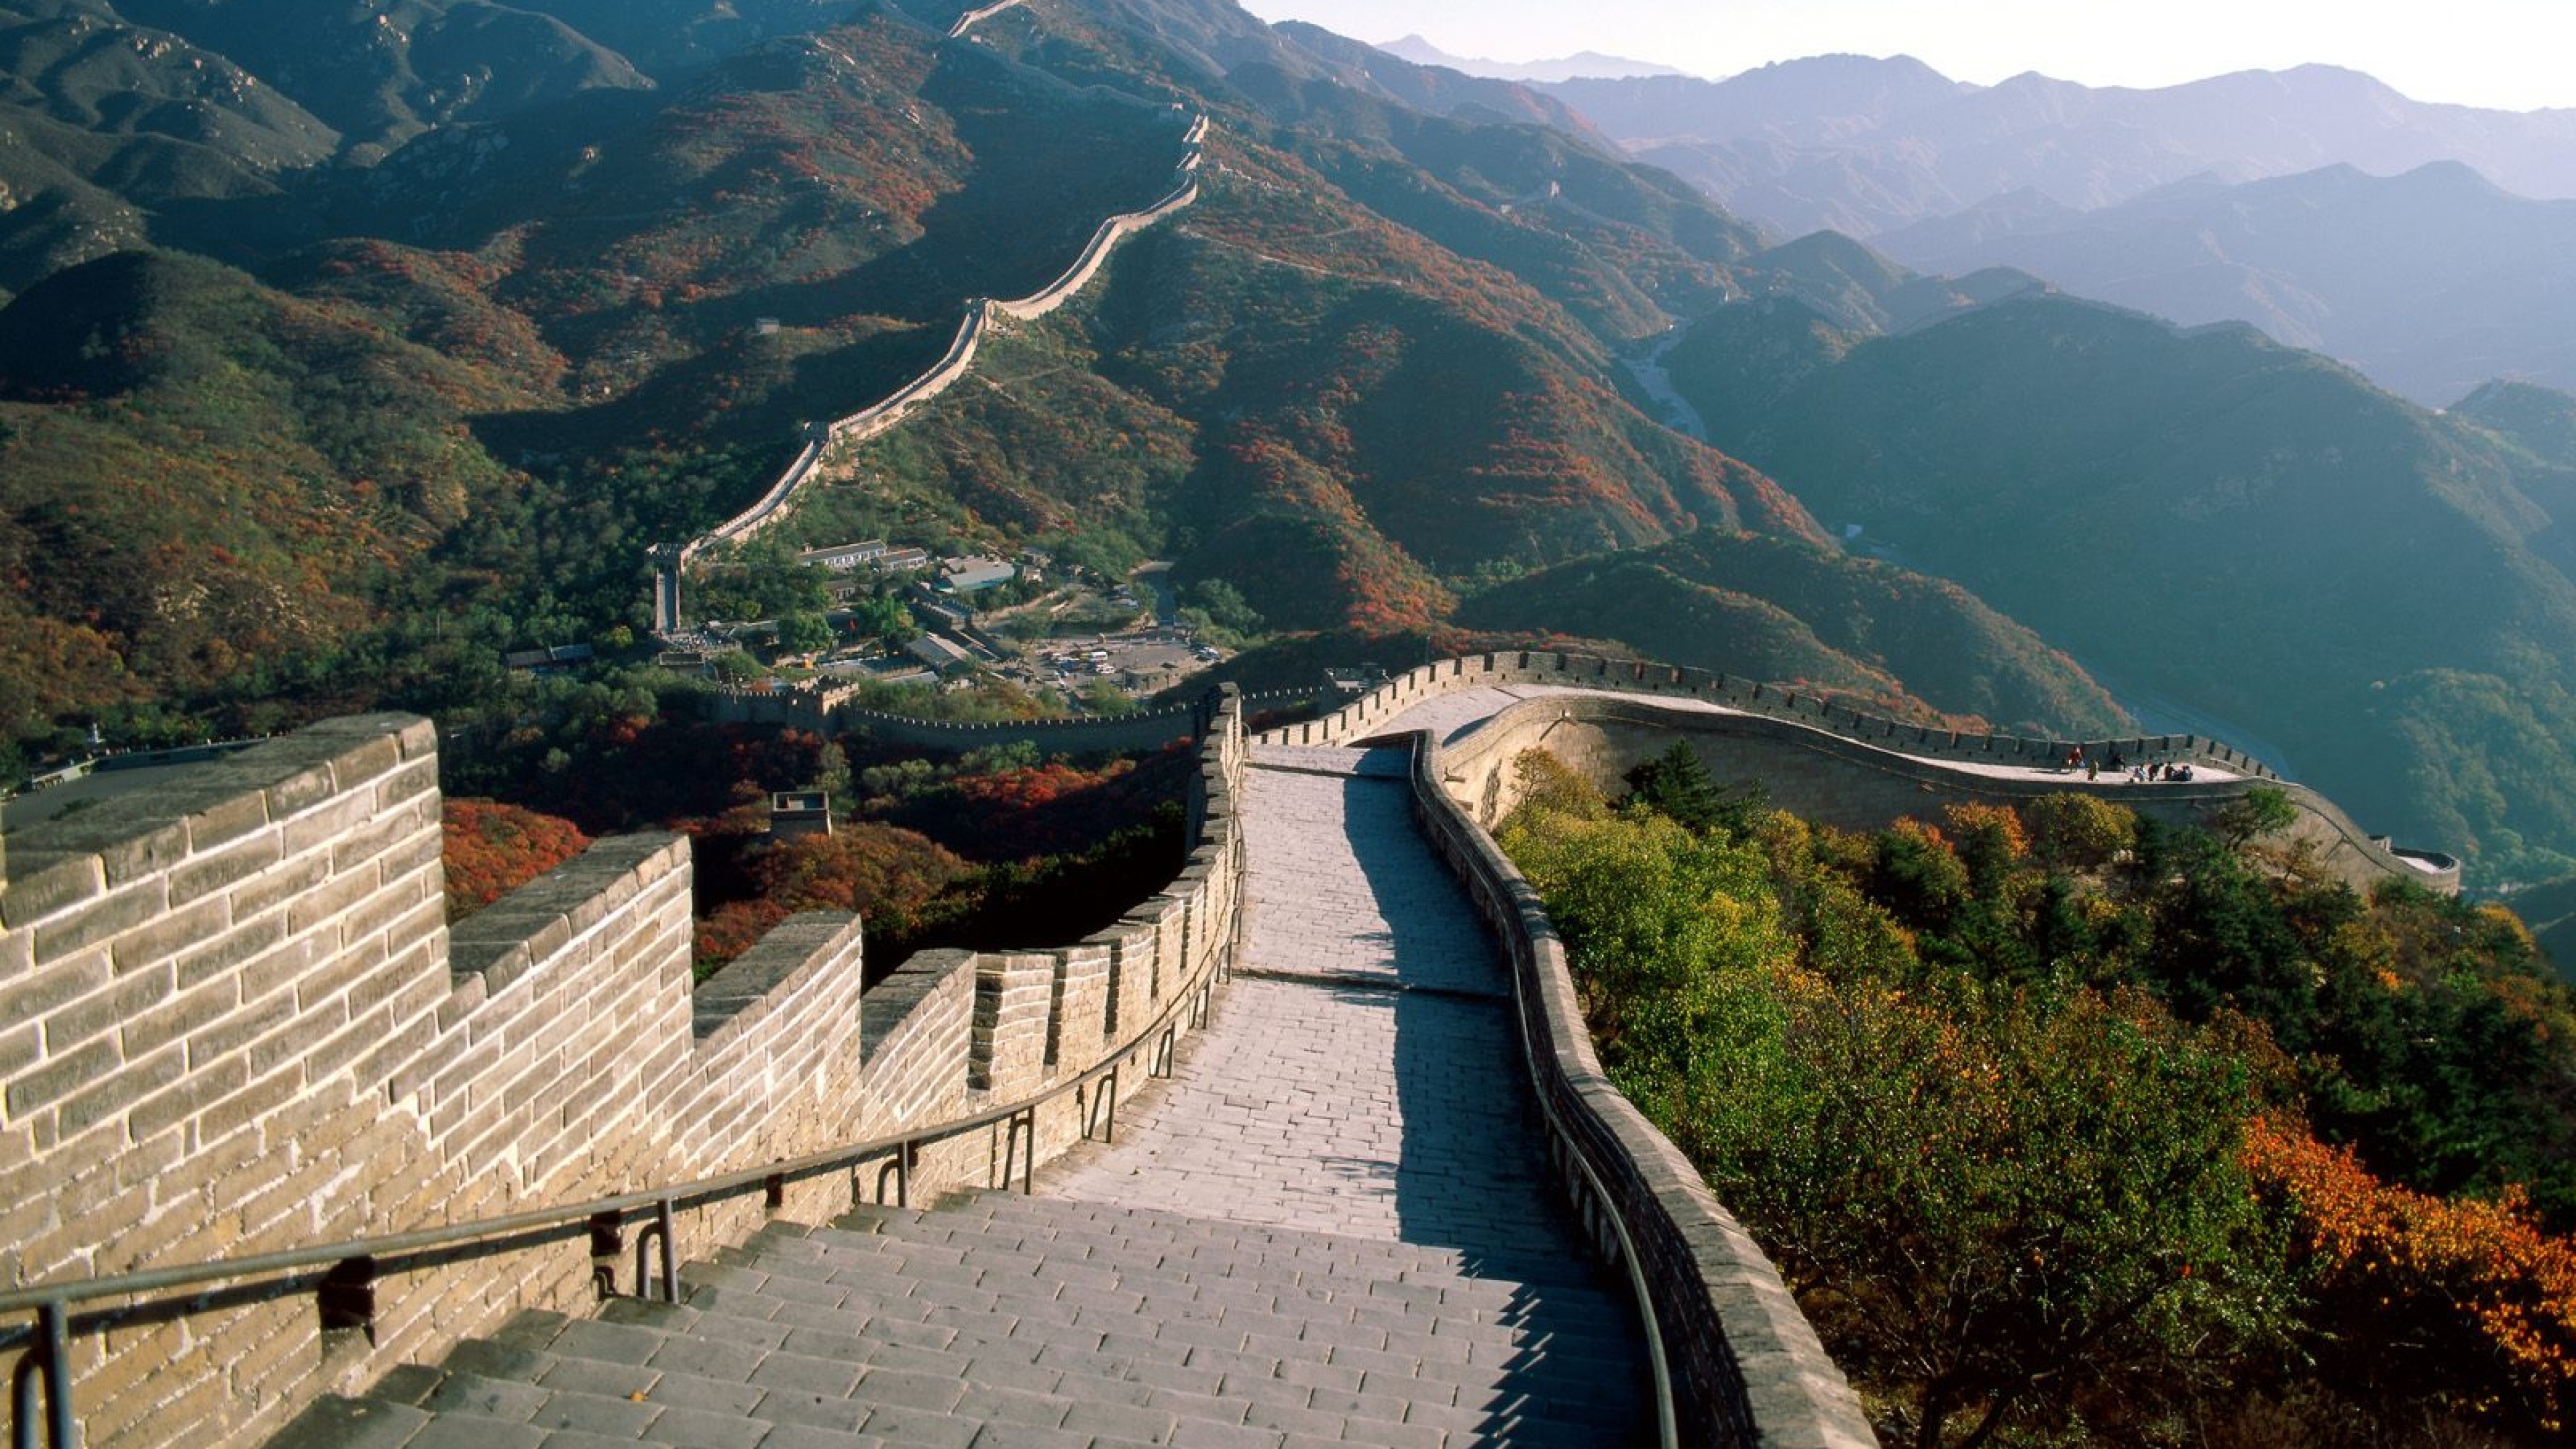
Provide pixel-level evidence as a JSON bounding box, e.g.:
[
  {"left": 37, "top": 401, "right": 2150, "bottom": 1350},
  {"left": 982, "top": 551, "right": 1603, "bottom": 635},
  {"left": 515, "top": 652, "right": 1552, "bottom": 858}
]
[
  {"left": 281, "top": 794, "right": 382, "bottom": 878},
  {"left": 0, "top": 1021, "right": 34, "bottom": 1085},
  {"left": 261, "top": 759, "right": 339, "bottom": 821},
  {"left": 190, "top": 1065, "right": 300, "bottom": 1147},
  {"left": 348, "top": 1010, "right": 436, "bottom": 1098},
  {"left": 0, "top": 948, "right": 109, "bottom": 1029},
  {"left": 176, "top": 787, "right": 273, "bottom": 858},
  {"left": 5, "top": 1034, "right": 117, "bottom": 1118},
  {"left": 54, "top": 1042, "right": 184, "bottom": 1138},
  {"left": 374, "top": 756, "right": 438, "bottom": 815},
  {"left": 170, "top": 911, "right": 284, "bottom": 994},
  {"left": 224, "top": 847, "right": 330, "bottom": 926},
  {"left": 0, "top": 851, "right": 103, "bottom": 932},
  {"left": 183, "top": 985, "right": 293, "bottom": 1073},
  {"left": 126, "top": 1051, "right": 250, "bottom": 1144},
  {"left": 323, "top": 732, "right": 403, "bottom": 796},
  {"left": 32, "top": 878, "right": 168, "bottom": 967},
  {"left": 44, "top": 960, "right": 174, "bottom": 1055},
  {"left": 283, "top": 865, "right": 381, "bottom": 943},
  {"left": 109, "top": 896, "right": 231, "bottom": 978},
  {"left": 329, "top": 809, "right": 427, "bottom": 880},
  {"left": 235, "top": 933, "right": 321, "bottom": 1008},
  {"left": 166, "top": 828, "right": 284, "bottom": 908}
]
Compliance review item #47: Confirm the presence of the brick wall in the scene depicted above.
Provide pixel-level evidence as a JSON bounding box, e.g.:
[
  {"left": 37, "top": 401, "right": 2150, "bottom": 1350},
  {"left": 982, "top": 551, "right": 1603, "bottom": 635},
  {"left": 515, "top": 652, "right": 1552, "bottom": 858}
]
[
  {"left": 1, "top": 688, "right": 1248, "bottom": 1446},
  {"left": 1259, "top": 649, "right": 2287, "bottom": 780},
  {"left": 1401, "top": 732, "right": 1877, "bottom": 1449},
  {"left": 1435, "top": 692, "right": 2454, "bottom": 896}
]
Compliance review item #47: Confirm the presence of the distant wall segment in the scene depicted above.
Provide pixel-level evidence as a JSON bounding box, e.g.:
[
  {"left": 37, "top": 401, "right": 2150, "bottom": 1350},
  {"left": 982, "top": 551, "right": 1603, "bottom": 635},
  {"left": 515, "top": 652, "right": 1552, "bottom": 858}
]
[
  {"left": 1262, "top": 650, "right": 2458, "bottom": 895},
  {"left": 0, "top": 690, "right": 1249, "bottom": 1446},
  {"left": 661, "top": 93, "right": 1209, "bottom": 614}
]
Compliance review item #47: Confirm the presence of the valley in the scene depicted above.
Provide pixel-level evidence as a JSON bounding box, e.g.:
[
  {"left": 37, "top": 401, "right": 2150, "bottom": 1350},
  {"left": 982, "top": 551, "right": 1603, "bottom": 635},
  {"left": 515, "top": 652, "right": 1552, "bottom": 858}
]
[{"left": 7, "top": 1, "right": 2576, "bottom": 1446}]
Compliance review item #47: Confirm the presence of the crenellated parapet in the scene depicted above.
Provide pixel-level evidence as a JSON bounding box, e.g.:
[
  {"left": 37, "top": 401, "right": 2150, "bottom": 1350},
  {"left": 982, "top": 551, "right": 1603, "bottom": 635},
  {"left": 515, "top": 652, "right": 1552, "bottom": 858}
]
[
  {"left": 0, "top": 688, "right": 1249, "bottom": 1447},
  {"left": 659, "top": 99, "right": 1211, "bottom": 613},
  {"left": 1264, "top": 650, "right": 2458, "bottom": 895}
]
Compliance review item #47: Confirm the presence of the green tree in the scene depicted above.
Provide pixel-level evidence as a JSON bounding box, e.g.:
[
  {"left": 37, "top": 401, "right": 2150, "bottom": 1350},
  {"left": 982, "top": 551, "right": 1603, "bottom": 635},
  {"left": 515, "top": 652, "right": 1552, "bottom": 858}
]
[
  {"left": 777, "top": 611, "right": 833, "bottom": 657},
  {"left": 2213, "top": 785, "right": 2300, "bottom": 848}
]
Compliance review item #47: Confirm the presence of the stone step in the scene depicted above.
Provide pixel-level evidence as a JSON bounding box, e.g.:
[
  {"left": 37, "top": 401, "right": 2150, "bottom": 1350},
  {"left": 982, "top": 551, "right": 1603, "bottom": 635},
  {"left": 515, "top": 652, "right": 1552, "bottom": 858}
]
[
  {"left": 277, "top": 1293, "right": 1629, "bottom": 1446},
  {"left": 663, "top": 1251, "right": 1640, "bottom": 1417},
  {"left": 728, "top": 1220, "right": 1642, "bottom": 1364},
  {"left": 841, "top": 1194, "right": 1617, "bottom": 1299},
  {"left": 267, "top": 1197, "right": 1652, "bottom": 1449}
]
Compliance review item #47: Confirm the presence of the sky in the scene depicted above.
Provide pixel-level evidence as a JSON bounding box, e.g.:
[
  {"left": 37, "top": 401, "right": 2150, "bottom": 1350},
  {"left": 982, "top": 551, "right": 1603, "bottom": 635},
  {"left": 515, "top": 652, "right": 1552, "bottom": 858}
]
[{"left": 1238, "top": 0, "right": 2576, "bottom": 112}]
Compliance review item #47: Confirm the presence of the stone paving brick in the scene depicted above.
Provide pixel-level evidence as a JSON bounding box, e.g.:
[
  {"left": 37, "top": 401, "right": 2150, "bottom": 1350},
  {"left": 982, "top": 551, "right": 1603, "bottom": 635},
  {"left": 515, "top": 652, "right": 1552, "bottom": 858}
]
[
  {"left": 423, "top": 1372, "right": 549, "bottom": 1421},
  {"left": 523, "top": 1389, "right": 661, "bottom": 1438},
  {"left": 412, "top": 1418, "right": 545, "bottom": 1449},
  {"left": 753, "top": 1426, "right": 884, "bottom": 1449},
  {"left": 642, "top": 1403, "right": 771, "bottom": 1448},
  {"left": 280, "top": 727, "right": 1668, "bottom": 1449}
]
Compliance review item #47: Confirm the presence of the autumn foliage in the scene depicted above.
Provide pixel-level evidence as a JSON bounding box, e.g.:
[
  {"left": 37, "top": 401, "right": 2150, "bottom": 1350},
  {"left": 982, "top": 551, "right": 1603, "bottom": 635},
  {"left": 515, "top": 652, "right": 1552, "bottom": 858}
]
[
  {"left": 1499, "top": 751, "right": 2576, "bottom": 1445},
  {"left": 441, "top": 798, "right": 590, "bottom": 920},
  {"left": 2247, "top": 1116, "right": 2576, "bottom": 1435}
]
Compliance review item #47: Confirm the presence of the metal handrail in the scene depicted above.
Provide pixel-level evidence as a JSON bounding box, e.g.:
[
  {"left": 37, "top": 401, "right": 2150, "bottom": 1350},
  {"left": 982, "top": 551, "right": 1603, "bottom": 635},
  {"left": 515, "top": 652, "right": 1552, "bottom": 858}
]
[{"left": 1, "top": 946, "right": 1226, "bottom": 1448}]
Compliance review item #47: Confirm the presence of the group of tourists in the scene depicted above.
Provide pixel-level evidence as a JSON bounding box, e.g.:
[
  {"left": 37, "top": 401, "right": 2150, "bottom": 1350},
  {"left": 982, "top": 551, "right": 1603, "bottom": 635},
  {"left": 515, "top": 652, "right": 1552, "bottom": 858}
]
[{"left": 2060, "top": 744, "right": 2198, "bottom": 784}]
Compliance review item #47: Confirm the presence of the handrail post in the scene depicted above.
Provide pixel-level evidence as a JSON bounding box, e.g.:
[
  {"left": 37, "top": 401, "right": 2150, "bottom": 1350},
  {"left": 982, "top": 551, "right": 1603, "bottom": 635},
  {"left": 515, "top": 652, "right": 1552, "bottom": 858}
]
[
  {"left": 655, "top": 1198, "right": 679, "bottom": 1303},
  {"left": 33, "top": 1299, "right": 71, "bottom": 1449},
  {"left": 13, "top": 1316, "right": 44, "bottom": 1449}
]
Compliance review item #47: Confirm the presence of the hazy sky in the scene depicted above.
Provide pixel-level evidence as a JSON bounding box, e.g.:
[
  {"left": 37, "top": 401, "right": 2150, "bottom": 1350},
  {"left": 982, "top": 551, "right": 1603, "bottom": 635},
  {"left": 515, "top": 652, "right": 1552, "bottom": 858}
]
[{"left": 1238, "top": 0, "right": 2576, "bottom": 112}]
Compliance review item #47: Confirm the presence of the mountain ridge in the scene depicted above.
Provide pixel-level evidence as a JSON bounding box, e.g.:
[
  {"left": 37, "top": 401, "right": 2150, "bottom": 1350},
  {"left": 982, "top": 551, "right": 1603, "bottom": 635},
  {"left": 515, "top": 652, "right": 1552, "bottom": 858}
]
[{"left": 1544, "top": 55, "right": 2576, "bottom": 239}]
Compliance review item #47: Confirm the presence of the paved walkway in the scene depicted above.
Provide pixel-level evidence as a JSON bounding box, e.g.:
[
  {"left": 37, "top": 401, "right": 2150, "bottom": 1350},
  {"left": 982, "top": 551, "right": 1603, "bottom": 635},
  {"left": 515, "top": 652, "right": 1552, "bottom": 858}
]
[
  {"left": 1047, "top": 747, "right": 1571, "bottom": 1254},
  {"left": 1368, "top": 683, "right": 2243, "bottom": 782}
]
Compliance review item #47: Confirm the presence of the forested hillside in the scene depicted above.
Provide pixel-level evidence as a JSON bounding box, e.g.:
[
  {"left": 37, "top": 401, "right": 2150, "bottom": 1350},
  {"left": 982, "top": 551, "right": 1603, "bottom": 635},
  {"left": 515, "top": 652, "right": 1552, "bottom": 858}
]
[
  {"left": 1503, "top": 749, "right": 2576, "bottom": 1445},
  {"left": 0, "top": 0, "right": 2127, "bottom": 777},
  {"left": 1665, "top": 288, "right": 2576, "bottom": 884}
]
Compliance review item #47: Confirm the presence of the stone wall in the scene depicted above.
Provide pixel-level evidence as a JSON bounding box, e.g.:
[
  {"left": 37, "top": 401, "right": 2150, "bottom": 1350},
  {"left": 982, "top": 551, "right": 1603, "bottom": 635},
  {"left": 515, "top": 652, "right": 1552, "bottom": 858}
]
[
  {"left": 1260, "top": 650, "right": 2284, "bottom": 780},
  {"left": 1403, "top": 737, "right": 1876, "bottom": 1449},
  {"left": 701, "top": 682, "right": 1310, "bottom": 758},
  {"left": 1260, "top": 649, "right": 2457, "bottom": 894},
  {"left": 0, "top": 690, "right": 1247, "bottom": 1446},
  {"left": 673, "top": 109, "right": 1207, "bottom": 570},
  {"left": 1433, "top": 692, "right": 2457, "bottom": 896}
]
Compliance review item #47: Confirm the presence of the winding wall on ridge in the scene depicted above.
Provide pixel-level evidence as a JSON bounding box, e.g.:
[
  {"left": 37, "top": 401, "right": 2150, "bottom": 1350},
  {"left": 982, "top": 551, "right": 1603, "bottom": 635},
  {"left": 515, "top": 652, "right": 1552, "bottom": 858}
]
[
  {"left": 654, "top": 13, "right": 1209, "bottom": 630},
  {"left": 1265, "top": 650, "right": 2460, "bottom": 895}
]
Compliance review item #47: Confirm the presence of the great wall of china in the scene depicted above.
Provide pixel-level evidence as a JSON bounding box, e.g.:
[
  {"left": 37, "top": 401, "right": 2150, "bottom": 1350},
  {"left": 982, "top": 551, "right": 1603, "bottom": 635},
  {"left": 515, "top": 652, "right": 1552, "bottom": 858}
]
[
  {"left": 0, "top": 647, "right": 2459, "bottom": 1446},
  {"left": 652, "top": 0, "right": 1208, "bottom": 634},
  {"left": 0, "top": 1, "right": 2470, "bottom": 1441}
]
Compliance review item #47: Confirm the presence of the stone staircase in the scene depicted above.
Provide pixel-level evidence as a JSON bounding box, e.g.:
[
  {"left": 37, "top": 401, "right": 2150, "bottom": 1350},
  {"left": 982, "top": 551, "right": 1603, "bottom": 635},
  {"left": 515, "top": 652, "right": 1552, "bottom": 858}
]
[{"left": 273, "top": 1190, "right": 1650, "bottom": 1448}]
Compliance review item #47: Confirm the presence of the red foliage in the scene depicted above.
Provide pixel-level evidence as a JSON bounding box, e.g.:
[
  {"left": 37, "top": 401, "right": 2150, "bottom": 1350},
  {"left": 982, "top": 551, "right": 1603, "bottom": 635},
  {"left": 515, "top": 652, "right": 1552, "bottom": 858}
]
[
  {"left": 692, "top": 822, "right": 971, "bottom": 968},
  {"left": 2245, "top": 1115, "right": 2576, "bottom": 1433},
  {"left": 441, "top": 798, "right": 590, "bottom": 920}
]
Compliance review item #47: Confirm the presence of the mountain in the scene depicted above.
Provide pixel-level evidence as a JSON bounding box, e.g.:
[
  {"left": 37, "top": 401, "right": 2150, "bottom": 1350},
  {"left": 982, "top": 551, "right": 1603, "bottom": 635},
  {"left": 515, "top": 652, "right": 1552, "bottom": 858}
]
[
  {"left": 0, "top": 0, "right": 2121, "bottom": 773},
  {"left": 109, "top": 0, "right": 653, "bottom": 161},
  {"left": 1744, "top": 229, "right": 2044, "bottom": 335},
  {"left": 1456, "top": 529, "right": 2127, "bottom": 735},
  {"left": 1375, "top": 34, "right": 1682, "bottom": 85},
  {"left": 1874, "top": 160, "right": 2576, "bottom": 405},
  {"left": 1664, "top": 287, "right": 2576, "bottom": 879},
  {"left": 1545, "top": 60, "right": 2576, "bottom": 240}
]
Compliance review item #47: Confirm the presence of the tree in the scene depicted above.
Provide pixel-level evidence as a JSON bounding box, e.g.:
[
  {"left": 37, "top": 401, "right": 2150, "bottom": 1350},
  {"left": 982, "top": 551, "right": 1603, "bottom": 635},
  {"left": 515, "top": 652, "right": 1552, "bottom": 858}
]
[
  {"left": 1624, "top": 740, "right": 1765, "bottom": 836},
  {"left": 850, "top": 592, "right": 918, "bottom": 645},
  {"left": 2023, "top": 793, "right": 2137, "bottom": 871},
  {"left": 777, "top": 611, "right": 833, "bottom": 657},
  {"left": 2213, "top": 785, "right": 2300, "bottom": 848},
  {"left": 1185, "top": 578, "right": 1263, "bottom": 637}
]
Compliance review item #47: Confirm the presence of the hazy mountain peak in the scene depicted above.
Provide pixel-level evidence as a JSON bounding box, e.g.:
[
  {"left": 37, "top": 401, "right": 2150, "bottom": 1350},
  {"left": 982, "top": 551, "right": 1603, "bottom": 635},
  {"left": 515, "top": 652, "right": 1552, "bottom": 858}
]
[{"left": 1373, "top": 32, "right": 1683, "bottom": 83}]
